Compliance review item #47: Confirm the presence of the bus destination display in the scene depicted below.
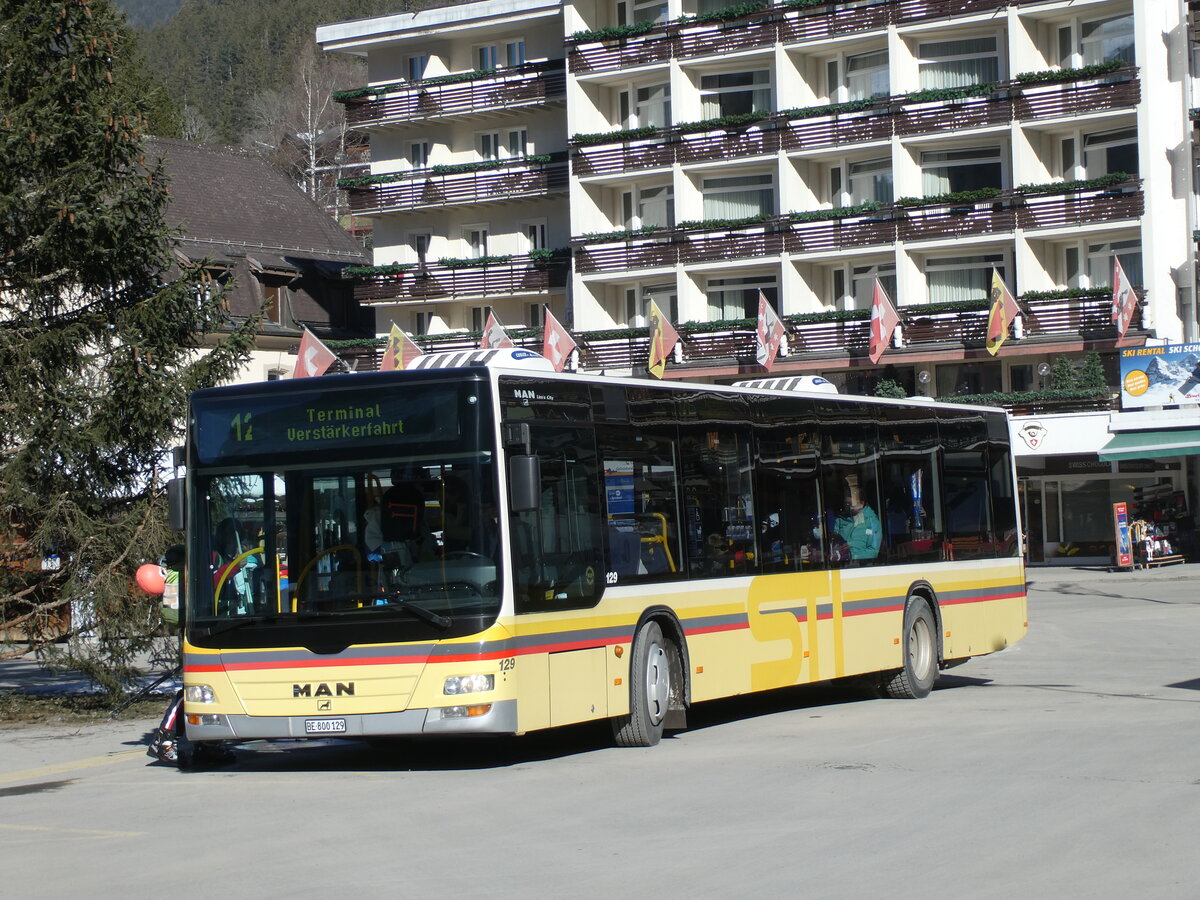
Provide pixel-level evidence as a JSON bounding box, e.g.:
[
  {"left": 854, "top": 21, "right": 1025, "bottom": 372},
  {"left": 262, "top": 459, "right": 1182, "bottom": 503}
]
[{"left": 193, "top": 384, "right": 463, "bottom": 464}]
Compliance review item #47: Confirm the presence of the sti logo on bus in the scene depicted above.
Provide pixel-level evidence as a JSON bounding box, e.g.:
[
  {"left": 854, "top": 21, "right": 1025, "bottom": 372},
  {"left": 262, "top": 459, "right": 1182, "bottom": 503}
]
[{"left": 293, "top": 682, "right": 355, "bottom": 698}]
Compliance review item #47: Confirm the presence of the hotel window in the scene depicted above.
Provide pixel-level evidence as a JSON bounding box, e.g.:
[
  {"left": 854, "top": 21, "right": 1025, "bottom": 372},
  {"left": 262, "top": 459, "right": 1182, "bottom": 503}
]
[
  {"left": 477, "top": 45, "right": 499, "bottom": 71},
  {"left": 409, "top": 140, "right": 430, "bottom": 170},
  {"left": 621, "top": 82, "right": 671, "bottom": 129},
  {"left": 407, "top": 55, "right": 428, "bottom": 82},
  {"left": 478, "top": 131, "right": 501, "bottom": 161},
  {"left": 844, "top": 49, "right": 889, "bottom": 101},
  {"left": 1086, "top": 240, "right": 1142, "bottom": 288},
  {"left": 622, "top": 183, "right": 674, "bottom": 230},
  {"left": 920, "top": 145, "right": 1003, "bottom": 196},
  {"left": 624, "top": 283, "right": 676, "bottom": 327},
  {"left": 918, "top": 36, "right": 1000, "bottom": 90},
  {"left": 506, "top": 40, "right": 526, "bottom": 67},
  {"left": 526, "top": 303, "right": 544, "bottom": 328},
  {"left": 851, "top": 262, "right": 897, "bottom": 311},
  {"left": 700, "top": 70, "right": 772, "bottom": 118},
  {"left": 507, "top": 128, "right": 529, "bottom": 158},
  {"left": 841, "top": 157, "right": 893, "bottom": 205},
  {"left": 707, "top": 275, "right": 777, "bottom": 320},
  {"left": 925, "top": 254, "right": 1005, "bottom": 303},
  {"left": 617, "top": 0, "right": 668, "bottom": 26},
  {"left": 1083, "top": 127, "right": 1137, "bottom": 179},
  {"left": 520, "top": 221, "right": 547, "bottom": 253},
  {"left": 409, "top": 232, "right": 431, "bottom": 266},
  {"left": 413, "top": 311, "right": 431, "bottom": 336},
  {"left": 466, "top": 226, "right": 489, "bottom": 258},
  {"left": 702, "top": 173, "right": 774, "bottom": 219},
  {"left": 1059, "top": 14, "right": 1134, "bottom": 67}
]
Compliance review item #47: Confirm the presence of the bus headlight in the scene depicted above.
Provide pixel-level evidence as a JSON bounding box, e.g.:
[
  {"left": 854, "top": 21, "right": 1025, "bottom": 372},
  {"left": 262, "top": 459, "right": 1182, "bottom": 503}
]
[
  {"left": 185, "top": 684, "right": 215, "bottom": 703},
  {"left": 443, "top": 674, "right": 494, "bottom": 695}
]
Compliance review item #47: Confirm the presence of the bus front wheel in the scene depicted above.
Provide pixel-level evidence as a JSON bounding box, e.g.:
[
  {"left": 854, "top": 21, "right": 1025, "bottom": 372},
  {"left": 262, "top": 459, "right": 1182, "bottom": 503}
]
[
  {"left": 882, "top": 597, "right": 938, "bottom": 700},
  {"left": 612, "top": 620, "right": 671, "bottom": 747}
]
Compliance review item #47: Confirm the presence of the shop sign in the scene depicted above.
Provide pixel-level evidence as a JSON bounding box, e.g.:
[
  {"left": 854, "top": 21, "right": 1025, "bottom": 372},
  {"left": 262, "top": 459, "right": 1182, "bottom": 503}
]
[
  {"left": 1113, "top": 502, "right": 1132, "bottom": 568},
  {"left": 1119, "top": 343, "right": 1200, "bottom": 410},
  {"left": 1117, "top": 459, "right": 1181, "bottom": 473},
  {"left": 1043, "top": 457, "right": 1111, "bottom": 475}
]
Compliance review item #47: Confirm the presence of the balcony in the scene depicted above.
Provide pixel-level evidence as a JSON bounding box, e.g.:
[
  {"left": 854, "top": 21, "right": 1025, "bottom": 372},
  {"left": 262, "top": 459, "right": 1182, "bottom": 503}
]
[
  {"left": 338, "top": 293, "right": 1143, "bottom": 384},
  {"left": 339, "top": 61, "right": 566, "bottom": 128},
  {"left": 572, "top": 69, "right": 1139, "bottom": 178},
  {"left": 344, "top": 156, "right": 569, "bottom": 215},
  {"left": 568, "top": 0, "right": 1008, "bottom": 75},
  {"left": 574, "top": 179, "right": 1143, "bottom": 274},
  {"left": 351, "top": 254, "right": 569, "bottom": 304}
]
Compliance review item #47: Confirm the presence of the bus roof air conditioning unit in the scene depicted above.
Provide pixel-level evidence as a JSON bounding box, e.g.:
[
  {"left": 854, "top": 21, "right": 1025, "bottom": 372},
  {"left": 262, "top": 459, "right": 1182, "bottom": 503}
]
[
  {"left": 406, "top": 348, "right": 555, "bottom": 371},
  {"left": 732, "top": 375, "right": 838, "bottom": 394}
]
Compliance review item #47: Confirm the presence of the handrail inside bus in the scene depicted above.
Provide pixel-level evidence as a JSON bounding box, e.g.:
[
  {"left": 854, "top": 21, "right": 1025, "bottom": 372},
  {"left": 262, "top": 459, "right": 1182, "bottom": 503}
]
[{"left": 212, "top": 545, "right": 266, "bottom": 615}]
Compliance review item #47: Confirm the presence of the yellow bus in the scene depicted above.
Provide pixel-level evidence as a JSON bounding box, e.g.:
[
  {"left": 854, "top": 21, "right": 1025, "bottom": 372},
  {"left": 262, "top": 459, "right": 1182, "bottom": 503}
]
[{"left": 177, "top": 349, "right": 1026, "bottom": 753}]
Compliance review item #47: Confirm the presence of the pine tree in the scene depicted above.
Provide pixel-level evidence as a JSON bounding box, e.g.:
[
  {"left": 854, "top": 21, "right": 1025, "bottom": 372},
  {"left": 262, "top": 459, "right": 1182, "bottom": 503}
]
[
  {"left": 1076, "top": 350, "right": 1109, "bottom": 392},
  {"left": 1047, "top": 356, "right": 1078, "bottom": 391},
  {"left": 0, "top": 0, "right": 257, "bottom": 693}
]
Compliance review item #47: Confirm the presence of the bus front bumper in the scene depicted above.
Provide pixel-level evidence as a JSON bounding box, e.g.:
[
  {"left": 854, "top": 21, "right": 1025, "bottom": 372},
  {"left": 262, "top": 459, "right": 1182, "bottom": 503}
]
[{"left": 184, "top": 698, "right": 518, "bottom": 742}]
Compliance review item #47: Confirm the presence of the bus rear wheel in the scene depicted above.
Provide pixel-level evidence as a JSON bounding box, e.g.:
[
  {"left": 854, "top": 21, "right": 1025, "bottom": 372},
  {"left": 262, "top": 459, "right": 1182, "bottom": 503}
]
[
  {"left": 882, "top": 597, "right": 938, "bottom": 700},
  {"left": 612, "top": 620, "right": 671, "bottom": 747}
]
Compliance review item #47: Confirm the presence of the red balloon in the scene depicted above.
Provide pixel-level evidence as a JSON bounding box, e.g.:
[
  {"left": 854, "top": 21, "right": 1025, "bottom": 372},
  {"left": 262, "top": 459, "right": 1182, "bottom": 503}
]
[{"left": 136, "top": 564, "right": 166, "bottom": 595}]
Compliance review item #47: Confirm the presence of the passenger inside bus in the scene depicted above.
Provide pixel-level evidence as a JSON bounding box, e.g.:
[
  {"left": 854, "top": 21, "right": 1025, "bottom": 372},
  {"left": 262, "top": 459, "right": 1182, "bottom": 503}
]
[
  {"left": 212, "top": 516, "right": 262, "bottom": 615},
  {"left": 364, "top": 475, "right": 435, "bottom": 571},
  {"left": 833, "top": 474, "right": 881, "bottom": 562}
]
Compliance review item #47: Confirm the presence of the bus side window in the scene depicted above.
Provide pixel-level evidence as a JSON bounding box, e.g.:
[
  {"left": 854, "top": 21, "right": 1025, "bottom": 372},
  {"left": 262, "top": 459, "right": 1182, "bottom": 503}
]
[
  {"left": 680, "top": 427, "right": 757, "bottom": 578},
  {"left": 597, "top": 425, "right": 683, "bottom": 584}
]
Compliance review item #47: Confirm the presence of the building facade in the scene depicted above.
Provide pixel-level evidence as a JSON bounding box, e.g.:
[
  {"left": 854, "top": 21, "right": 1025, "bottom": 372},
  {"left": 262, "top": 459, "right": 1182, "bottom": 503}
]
[{"left": 318, "top": 0, "right": 1200, "bottom": 564}]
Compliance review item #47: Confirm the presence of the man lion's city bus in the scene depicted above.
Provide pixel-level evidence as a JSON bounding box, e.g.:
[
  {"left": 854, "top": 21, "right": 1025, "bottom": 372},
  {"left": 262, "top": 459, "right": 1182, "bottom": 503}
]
[{"left": 177, "top": 349, "right": 1026, "bottom": 754}]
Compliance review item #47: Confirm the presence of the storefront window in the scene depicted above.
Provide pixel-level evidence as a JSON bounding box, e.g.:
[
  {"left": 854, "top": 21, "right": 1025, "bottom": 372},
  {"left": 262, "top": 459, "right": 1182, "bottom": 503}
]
[{"left": 935, "top": 362, "right": 1002, "bottom": 397}]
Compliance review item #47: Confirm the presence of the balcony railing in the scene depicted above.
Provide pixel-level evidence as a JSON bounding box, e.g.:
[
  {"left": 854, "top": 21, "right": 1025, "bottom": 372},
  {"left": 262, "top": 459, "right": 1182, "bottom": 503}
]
[
  {"left": 338, "top": 293, "right": 1142, "bottom": 380},
  {"left": 573, "top": 71, "right": 1139, "bottom": 178},
  {"left": 352, "top": 255, "right": 569, "bottom": 304},
  {"left": 341, "top": 61, "right": 566, "bottom": 127},
  {"left": 569, "top": 0, "right": 1009, "bottom": 74},
  {"left": 346, "top": 158, "right": 569, "bottom": 215},
  {"left": 575, "top": 181, "right": 1143, "bottom": 274}
]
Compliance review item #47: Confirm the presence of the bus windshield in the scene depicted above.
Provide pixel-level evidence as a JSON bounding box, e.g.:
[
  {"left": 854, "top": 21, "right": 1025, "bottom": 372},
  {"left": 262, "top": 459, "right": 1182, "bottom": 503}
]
[{"left": 188, "top": 454, "right": 500, "bottom": 642}]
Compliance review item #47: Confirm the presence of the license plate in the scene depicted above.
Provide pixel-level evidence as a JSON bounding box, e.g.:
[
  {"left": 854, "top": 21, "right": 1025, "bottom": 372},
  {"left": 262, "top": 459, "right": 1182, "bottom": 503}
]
[{"left": 304, "top": 718, "right": 347, "bottom": 734}]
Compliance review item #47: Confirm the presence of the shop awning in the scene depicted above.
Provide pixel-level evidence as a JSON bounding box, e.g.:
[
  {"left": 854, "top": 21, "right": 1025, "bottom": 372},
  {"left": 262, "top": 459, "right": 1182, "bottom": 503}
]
[{"left": 1098, "top": 428, "right": 1200, "bottom": 461}]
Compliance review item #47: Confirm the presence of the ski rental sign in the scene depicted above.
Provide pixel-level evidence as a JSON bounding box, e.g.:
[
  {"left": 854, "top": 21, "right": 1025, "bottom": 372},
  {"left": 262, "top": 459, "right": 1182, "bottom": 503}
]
[{"left": 1119, "top": 343, "right": 1200, "bottom": 410}]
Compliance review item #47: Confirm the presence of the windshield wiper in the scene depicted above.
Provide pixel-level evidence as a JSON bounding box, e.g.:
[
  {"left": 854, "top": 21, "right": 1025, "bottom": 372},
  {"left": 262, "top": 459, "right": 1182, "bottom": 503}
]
[
  {"left": 337, "top": 593, "right": 453, "bottom": 630},
  {"left": 193, "top": 614, "right": 284, "bottom": 640}
]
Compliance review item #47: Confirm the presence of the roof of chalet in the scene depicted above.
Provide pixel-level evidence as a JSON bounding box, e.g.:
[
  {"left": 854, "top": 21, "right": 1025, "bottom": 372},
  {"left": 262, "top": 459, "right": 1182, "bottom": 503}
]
[{"left": 146, "top": 136, "right": 367, "bottom": 270}]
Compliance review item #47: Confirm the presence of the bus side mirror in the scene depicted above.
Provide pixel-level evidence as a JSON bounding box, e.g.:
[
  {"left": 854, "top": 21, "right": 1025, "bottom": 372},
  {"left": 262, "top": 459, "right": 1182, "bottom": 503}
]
[
  {"left": 509, "top": 455, "right": 541, "bottom": 513},
  {"left": 167, "top": 477, "right": 186, "bottom": 531}
]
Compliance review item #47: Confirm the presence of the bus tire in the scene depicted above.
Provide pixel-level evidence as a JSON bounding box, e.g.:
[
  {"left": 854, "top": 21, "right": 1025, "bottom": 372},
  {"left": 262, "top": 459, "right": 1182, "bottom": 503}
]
[
  {"left": 612, "top": 620, "right": 671, "bottom": 748},
  {"left": 882, "top": 597, "right": 938, "bottom": 700}
]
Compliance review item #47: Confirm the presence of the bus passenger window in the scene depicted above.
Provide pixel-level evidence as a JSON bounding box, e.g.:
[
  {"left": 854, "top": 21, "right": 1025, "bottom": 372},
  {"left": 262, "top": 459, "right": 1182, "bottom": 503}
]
[
  {"left": 681, "top": 428, "right": 757, "bottom": 577},
  {"left": 597, "top": 427, "right": 682, "bottom": 584}
]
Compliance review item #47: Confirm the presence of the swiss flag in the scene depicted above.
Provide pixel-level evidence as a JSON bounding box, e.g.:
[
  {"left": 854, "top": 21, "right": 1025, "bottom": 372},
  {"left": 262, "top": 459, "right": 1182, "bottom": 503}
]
[
  {"left": 755, "top": 291, "right": 786, "bottom": 371},
  {"left": 1112, "top": 257, "right": 1137, "bottom": 340},
  {"left": 541, "top": 307, "right": 577, "bottom": 372},
  {"left": 868, "top": 279, "right": 900, "bottom": 365},
  {"left": 292, "top": 327, "right": 338, "bottom": 378}
]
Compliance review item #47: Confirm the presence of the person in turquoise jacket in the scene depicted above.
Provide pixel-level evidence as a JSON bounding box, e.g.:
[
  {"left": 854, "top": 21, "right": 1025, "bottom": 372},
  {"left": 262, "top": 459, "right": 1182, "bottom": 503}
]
[{"left": 833, "top": 474, "right": 881, "bottom": 561}]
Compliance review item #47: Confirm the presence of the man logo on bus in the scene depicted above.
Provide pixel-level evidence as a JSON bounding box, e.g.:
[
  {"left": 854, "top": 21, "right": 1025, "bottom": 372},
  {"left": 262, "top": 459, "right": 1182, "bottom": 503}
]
[{"left": 293, "top": 683, "right": 355, "bottom": 697}]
